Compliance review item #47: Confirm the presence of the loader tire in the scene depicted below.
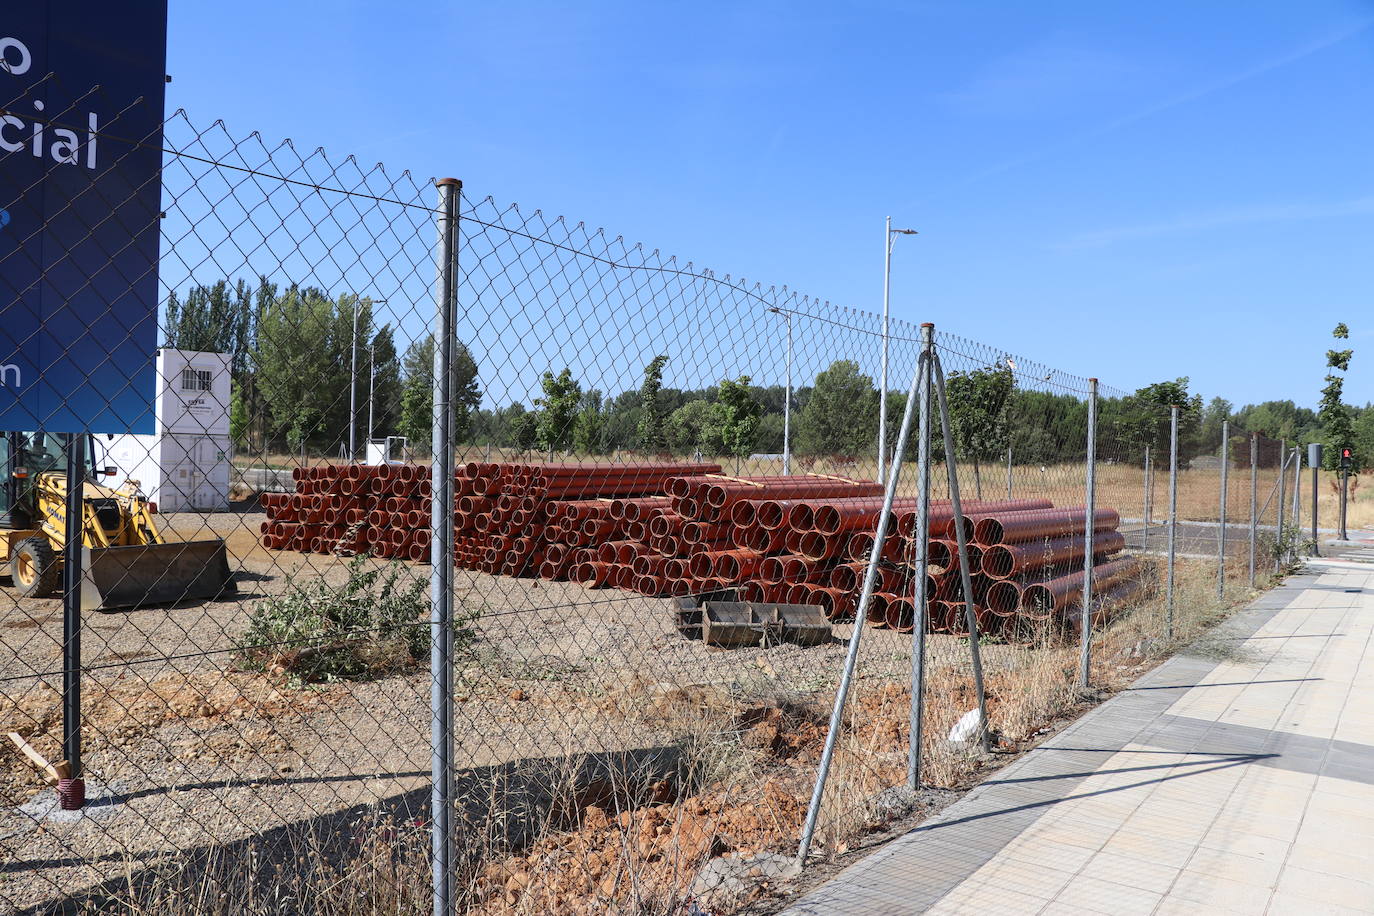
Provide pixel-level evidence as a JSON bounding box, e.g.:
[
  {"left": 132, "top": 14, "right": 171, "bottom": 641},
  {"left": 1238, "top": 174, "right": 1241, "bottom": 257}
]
[{"left": 12, "top": 538, "right": 60, "bottom": 598}]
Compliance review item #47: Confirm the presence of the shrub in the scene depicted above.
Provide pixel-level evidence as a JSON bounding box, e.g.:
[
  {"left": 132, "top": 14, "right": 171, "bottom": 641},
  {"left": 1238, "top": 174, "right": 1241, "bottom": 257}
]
[{"left": 235, "top": 556, "right": 472, "bottom": 683}]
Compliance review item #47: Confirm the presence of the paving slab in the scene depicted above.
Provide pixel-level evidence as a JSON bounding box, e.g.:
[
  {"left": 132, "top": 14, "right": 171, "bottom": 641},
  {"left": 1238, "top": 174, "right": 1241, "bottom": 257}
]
[{"left": 784, "top": 552, "right": 1374, "bottom": 914}]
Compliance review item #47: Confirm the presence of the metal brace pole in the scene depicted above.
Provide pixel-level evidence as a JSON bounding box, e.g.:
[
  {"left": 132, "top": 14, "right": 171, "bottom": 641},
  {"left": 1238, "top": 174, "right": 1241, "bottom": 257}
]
[
  {"left": 932, "top": 355, "right": 990, "bottom": 752},
  {"left": 1078, "top": 379, "right": 1098, "bottom": 688},
  {"left": 430, "top": 177, "right": 460, "bottom": 916},
  {"left": 1217, "top": 420, "right": 1228, "bottom": 599},
  {"left": 907, "top": 324, "right": 934, "bottom": 791},
  {"left": 1166, "top": 406, "right": 1179, "bottom": 641},
  {"left": 798, "top": 340, "right": 926, "bottom": 865}
]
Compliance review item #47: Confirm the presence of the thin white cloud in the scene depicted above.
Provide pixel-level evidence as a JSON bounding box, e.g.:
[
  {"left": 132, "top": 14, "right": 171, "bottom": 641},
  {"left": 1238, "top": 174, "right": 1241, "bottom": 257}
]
[
  {"left": 943, "top": 36, "right": 1141, "bottom": 117},
  {"left": 914, "top": 18, "right": 1374, "bottom": 205},
  {"left": 1057, "top": 196, "right": 1374, "bottom": 249}
]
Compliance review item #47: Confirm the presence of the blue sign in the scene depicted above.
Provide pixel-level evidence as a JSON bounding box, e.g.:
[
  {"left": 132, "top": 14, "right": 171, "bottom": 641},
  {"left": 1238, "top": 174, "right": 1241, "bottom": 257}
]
[{"left": 0, "top": 2, "right": 168, "bottom": 434}]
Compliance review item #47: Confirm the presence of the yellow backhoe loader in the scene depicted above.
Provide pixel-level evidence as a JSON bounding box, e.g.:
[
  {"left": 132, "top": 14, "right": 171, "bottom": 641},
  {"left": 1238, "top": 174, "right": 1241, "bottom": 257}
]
[{"left": 0, "top": 432, "right": 234, "bottom": 610}]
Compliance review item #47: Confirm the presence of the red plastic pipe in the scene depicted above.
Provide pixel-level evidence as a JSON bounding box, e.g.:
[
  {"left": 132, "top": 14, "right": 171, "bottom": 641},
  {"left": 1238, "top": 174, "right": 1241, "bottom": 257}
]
[
  {"left": 974, "top": 507, "right": 1120, "bottom": 546},
  {"left": 1020, "top": 556, "right": 1140, "bottom": 619},
  {"left": 885, "top": 596, "right": 917, "bottom": 633},
  {"left": 980, "top": 530, "right": 1126, "bottom": 580}
]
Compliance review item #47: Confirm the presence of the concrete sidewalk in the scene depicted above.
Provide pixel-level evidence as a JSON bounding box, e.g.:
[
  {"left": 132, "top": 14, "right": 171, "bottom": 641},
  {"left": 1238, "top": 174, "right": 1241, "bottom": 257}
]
[{"left": 784, "top": 552, "right": 1374, "bottom": 915}]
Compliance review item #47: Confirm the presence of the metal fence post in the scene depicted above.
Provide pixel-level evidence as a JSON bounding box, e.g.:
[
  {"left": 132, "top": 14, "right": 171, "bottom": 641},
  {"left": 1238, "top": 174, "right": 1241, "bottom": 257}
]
[
  {"left": 1249, "top": 433, "right": 1258, "bottom": 586},
  {"left": 1005, "top": 444, "right": 1012, "bottom": 499},
  {"left": 1217, "top": 420, "right": 1228, "bottom": 599},
  {"left": 1311, "top": 447, "right": 1321, "bottom": 556},
  {"left": 1291, "top": 446, "right": 1301, "bottom": 547},
  {"left": 1276, "top": 440, "right": 1287, "bottom": 573},
  {"left": 430, "top": 177, "right": 460, "bottom": 916},
  {"left": 1166, "top": 406, "right": 1179, "bottom": 641},
  {"left": 1077, "top": 379, "right": 1098, "bottom": 688},
  {"left": 1143, "top": 446, "right": 1151, "bottom": 551},
  {"left": 61, "top": 432, "right": 86, "bottom": 810},
  {"left": 932, "top": 355, "right": 990, "bottom": 752},
  {"left": 798, "top": 340, "right": 925, "bottom": 865},
  {"left": 907, "top": 324, "right": 934, "bottom": 791}
]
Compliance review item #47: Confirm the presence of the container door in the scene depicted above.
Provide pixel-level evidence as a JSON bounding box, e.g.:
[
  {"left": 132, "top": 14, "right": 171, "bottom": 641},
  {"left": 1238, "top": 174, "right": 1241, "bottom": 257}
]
[{"left": 191, "top": 438, "right": 224, "bottom": 510}]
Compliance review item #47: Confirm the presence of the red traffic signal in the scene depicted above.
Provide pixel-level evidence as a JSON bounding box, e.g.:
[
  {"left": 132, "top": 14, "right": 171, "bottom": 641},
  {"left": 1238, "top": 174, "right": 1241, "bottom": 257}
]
[{"left": 1342, "top": 448, "right": 1352, "bottom": 458}]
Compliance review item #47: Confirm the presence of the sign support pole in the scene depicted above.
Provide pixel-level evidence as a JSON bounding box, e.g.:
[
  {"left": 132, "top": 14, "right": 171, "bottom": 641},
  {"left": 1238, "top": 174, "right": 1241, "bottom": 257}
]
[{"left": 60, "top": 433, "right": 86, "bottom": 809}]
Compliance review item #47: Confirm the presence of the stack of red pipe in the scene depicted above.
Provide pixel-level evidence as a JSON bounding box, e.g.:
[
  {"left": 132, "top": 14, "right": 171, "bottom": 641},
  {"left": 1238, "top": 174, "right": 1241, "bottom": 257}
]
[
  {"left": 262, "top": 463, "right": 1142, "bottom": 637},
  {"left": 450, "top": 461, "right": 722, "bottom": 576},
  {"left": 260, "top": 464, "right": 436, "bottom": 560}
]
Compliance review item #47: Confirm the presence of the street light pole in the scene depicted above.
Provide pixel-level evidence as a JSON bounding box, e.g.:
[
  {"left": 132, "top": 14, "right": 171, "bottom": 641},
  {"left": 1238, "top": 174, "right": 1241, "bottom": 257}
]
[
  {"left": 350, "top": 300, "right": 359, "bottom": 461},
  {"left": 367, "top": 343, "right": 376, "bottom": 447},
  {"left": 878, "top": 219, "right": 917, "bottom": 482},
  {"left": 770, "top": 307, "right": 793, "bottom": 475},
  {"left": 349, "top": 297, "right": 386, "bottom": 462},
  {"left": 784, "top": 311, "right": 792, "bottom": 476}
]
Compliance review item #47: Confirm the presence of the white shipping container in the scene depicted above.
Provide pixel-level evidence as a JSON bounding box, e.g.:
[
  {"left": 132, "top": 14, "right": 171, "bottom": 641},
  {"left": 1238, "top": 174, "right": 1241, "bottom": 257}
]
[
  {"left": 104, "top": 349, "right": 234, "bottom": 512},
  {"left": 156, "top": 349, "right": 232, "bottom": 436}
]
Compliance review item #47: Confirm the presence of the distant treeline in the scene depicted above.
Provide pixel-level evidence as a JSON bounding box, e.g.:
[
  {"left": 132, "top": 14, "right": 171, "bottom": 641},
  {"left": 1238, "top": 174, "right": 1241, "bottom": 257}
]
[{"left": 164, "top": 279, "right": 1372, "bottom": 468}]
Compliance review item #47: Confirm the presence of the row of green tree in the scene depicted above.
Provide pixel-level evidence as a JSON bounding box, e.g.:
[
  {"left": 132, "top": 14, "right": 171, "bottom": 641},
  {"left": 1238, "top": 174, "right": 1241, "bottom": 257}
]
[
  {"left": 164, "top": 280, "right": 480, "bottom": 454},
  {"left": 164, "top": 281, "right": 1366, "bottom": 471}
]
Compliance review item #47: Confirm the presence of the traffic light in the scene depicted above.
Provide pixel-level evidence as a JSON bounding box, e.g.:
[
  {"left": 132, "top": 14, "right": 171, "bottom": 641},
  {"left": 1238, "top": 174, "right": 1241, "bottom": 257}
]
[{"left": 1341, "top": 447, "right": 1353, "bottom": 471}]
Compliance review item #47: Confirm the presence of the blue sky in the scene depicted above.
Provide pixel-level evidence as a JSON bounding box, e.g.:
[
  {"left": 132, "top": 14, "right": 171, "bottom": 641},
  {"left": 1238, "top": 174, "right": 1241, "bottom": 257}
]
[{"left": 167, "top": 1, "right": 1374, "bottom": 409}]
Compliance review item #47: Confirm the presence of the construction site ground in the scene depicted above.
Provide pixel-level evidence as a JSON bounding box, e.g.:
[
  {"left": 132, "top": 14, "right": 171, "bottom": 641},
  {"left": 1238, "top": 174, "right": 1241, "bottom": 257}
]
[
  {"left": 0, "top": 504, "right": 1257, "bottom": 913},
  {"left": 0, "top": 506, "right": 980, "bottom": 911}
]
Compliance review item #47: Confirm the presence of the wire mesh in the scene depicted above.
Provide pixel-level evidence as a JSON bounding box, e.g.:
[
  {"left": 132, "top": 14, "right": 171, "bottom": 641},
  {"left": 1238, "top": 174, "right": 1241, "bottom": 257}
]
[{"left": 0, "top": 89, "right": 1284, "bottom": 914}]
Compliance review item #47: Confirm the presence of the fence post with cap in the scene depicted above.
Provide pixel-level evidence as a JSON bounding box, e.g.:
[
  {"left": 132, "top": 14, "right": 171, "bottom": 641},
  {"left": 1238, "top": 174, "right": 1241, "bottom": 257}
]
[
  {"left": 1166, "top": 405, "right": 1179, "bottom": 641},
  {"left": 430, "top": 176, "right": 460, "bottom": 916},
  {"left": 1078, "top": 378, "right": 1097, "bottom": 688},
  {"left": 1217, "top": 419, "right": 1228, "bottom": 599}
]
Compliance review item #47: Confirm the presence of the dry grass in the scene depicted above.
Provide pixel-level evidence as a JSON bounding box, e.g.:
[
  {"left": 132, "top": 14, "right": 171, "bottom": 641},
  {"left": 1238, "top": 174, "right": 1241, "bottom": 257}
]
[
  {"left": 67, "top": 552, "right": 1268, "bottom": 915},
  {"left": 805, "top": 555, "right": 1261, "bottom": 865}
]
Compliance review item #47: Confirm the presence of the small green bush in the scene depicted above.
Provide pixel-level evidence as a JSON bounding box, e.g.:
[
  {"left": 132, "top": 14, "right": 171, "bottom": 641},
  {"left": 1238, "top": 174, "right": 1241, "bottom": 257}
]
[{"left": 235, "top": 556, "right": 472, "bottom": 683}]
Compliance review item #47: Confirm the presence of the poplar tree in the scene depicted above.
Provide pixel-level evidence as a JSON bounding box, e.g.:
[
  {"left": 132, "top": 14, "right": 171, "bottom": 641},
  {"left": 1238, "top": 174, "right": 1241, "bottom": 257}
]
[
  {"left": 636, "top": 355, "right": 670, "bottom": 452},
  {"left": 1320, "top": 322, "right": 1356, "bottom": 470}
]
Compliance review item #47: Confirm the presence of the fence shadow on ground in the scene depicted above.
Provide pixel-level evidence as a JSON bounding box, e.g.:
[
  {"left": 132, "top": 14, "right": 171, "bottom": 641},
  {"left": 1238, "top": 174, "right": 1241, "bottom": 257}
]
[{"left": 18, "top": 743, "right": 687, "bottom": 915}]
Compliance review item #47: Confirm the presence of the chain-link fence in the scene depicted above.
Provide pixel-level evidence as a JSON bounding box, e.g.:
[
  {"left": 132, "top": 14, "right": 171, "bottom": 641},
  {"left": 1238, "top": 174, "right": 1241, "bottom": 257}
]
[{"left": 1, "top": 92, "right": 1302, "bottom": 916}]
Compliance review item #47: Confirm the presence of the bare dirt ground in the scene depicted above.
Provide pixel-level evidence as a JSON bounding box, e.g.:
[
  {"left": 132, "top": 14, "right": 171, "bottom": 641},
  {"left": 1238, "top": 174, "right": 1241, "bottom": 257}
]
[
  {"left": 0, "top": 506, "right": 1255, "bottom": 913},
  {"left": 0, "top": 508, "right": 970, "bottom": 911}
]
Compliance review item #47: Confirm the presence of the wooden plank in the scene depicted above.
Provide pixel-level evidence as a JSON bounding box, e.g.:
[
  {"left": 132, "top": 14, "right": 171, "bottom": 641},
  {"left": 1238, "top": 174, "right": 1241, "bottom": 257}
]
[
  {"left": 7, "top": 732, "right": 69, "bottom": 783},
  {"left": 804, "top": 473, "right": 863, "bottom": 483}
]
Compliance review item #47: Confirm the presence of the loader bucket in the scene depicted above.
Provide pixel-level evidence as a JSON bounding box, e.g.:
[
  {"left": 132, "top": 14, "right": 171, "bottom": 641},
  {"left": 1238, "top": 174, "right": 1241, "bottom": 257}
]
[{"left": 79, "top": 540, "right": 236, "bottom": 611}]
